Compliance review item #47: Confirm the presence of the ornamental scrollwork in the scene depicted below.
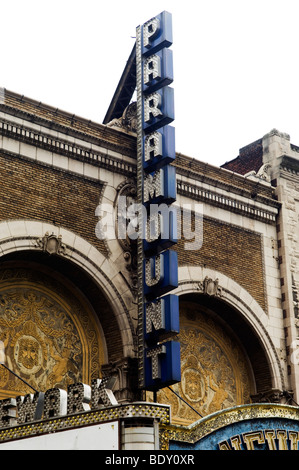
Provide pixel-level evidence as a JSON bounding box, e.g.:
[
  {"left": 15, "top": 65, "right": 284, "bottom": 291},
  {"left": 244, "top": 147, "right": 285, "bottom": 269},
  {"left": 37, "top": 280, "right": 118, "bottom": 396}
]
[{"left": 115, "top": 178, "right": 138, "bottom": 297}]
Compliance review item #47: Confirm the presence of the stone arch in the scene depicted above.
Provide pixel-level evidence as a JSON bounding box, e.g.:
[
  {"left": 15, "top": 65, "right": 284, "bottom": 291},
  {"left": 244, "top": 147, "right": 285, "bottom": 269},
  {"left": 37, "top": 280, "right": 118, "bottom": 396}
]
[
  {"left": 175, "top": 266, "right": 285, "bottom": 394},
  {"left": 0, "top": 219, "right": 136, "bottom": 360},
  {"left": 0, "top": 260, "right": 107, "bottom": 396},
  {"left": 155, "top": 266, "right": 285, "bottom": 425}
]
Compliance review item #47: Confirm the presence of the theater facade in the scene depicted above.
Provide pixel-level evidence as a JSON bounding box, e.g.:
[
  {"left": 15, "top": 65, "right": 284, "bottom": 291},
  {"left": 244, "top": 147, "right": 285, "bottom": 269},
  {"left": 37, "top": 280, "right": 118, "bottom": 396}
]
[{"left": 0, "top": 12, "right": 299, "bottom": 451}]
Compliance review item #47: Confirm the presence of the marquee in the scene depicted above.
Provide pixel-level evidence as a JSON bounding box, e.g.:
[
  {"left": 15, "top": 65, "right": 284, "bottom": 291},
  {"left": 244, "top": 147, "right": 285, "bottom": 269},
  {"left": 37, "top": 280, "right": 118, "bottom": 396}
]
[{"left": 160, "top": 404, "right": 299, "bottom": 450}]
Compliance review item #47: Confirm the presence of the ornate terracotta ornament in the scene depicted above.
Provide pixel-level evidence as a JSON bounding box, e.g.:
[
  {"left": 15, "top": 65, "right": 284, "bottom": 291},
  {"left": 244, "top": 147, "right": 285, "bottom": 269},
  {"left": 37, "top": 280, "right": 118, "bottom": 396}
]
[{"left": 36, "top": 232, "right": 66, "bottom": 255}]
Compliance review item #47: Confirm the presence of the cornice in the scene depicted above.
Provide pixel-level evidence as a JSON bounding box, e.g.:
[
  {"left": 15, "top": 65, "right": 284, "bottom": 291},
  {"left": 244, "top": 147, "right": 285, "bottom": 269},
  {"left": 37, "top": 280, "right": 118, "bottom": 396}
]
[
  {"left": 0, "top": 104, "right": 136, "bottom": 158},
  {"left": 175, "top": 164, "right": 278, "bottom": 206},
  {"left": 0, "top": 116, "right": 136, "bottom": 178},
  {"left": 177, "top": 178, "right": 280, "bottom": 224}
]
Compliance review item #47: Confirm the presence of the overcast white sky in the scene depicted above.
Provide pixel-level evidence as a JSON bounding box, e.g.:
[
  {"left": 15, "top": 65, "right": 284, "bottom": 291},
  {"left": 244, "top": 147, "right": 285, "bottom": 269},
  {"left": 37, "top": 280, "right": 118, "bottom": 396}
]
[{"left": 1, "top": 0, "right": 299, "bottom": 167}]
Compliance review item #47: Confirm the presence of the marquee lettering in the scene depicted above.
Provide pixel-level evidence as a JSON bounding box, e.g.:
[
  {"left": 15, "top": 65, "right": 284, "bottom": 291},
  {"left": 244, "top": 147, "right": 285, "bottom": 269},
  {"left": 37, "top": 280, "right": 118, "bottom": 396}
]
[
  {"left": 16, "top": 392, "right": 44, "bottom": 424},
  {"left": 0, "top": 378, "right": 117, "bottom": 429},
  {"left": 144, "top": 131, "right": 162, "bottom": 162},
  {"left": 219, "top": 429, "right": 299, "bottom": 450},
  {"left": 144, "top": 203, "right": 177, "bottom": 254},
  {"left": 143, "top": 55, "right": 161, "bottom": 85}
]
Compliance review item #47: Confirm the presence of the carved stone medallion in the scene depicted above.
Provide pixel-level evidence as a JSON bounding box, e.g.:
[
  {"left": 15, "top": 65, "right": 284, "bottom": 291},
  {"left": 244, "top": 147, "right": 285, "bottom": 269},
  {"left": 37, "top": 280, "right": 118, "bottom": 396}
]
[{"left": 36, "top": 232, "right": 66, "bottom": 255}]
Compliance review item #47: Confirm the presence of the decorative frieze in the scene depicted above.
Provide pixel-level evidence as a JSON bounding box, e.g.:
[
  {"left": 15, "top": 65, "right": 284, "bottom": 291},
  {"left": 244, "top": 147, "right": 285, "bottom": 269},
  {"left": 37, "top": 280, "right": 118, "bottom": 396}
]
[
  {"left": 0, "top": 117, "right": 136, "bottom": 177},
  {"left": 177, "top": 179, "right": 279, "bottom": 224}
]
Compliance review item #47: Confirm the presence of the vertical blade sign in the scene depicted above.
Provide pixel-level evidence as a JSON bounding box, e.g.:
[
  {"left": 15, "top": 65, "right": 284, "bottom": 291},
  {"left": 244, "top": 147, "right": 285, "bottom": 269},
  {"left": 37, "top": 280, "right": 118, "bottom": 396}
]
[{"left": 136, "top": 11, "right": 181, "bottom": 391}]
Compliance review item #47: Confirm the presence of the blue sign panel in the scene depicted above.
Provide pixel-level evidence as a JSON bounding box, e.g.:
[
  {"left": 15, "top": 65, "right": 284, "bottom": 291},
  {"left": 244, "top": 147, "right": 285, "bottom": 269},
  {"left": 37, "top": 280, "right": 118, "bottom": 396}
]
[
  {"left": 143, "top": 250, "right": 178, "bottom": 298},
  {"left": 143, "top": 86, "right": 175, "bottom": 133},
  {"left": 144, "top": 341, "right": 181, "bottom": 391},
  {"left": 143, "top": 125, "right": 176, "bottom": 172},
  {"left": 137, "top": 11, "right": 181, "bottom": 391},
  {"left": 142, "top": 11, "right": 173, "bottom": 57},
  {"left": 143, "top": 48, "right": 174, "bottom": 94},
  {"left": 165, "top": 405, "right": 299, "bottom": 451},
  {"left": 170, "top": 417, "right": 299, "bottom": 451},
  {"left": 144, "top": 294, "right": 179, "bottom": 345}
]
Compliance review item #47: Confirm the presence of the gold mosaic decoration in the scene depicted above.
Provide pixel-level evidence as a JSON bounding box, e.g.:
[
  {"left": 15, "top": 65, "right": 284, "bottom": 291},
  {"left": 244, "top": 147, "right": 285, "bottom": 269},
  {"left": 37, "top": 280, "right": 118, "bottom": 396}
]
[
  {"left": 0, "top": 402, "right": 170, "bottom": 444},
  {"left": 0, "top": 266, "right": 105, "bottom": 397},
  {"left": 156, "top": 301, "right": 253, "bottom": 425}
]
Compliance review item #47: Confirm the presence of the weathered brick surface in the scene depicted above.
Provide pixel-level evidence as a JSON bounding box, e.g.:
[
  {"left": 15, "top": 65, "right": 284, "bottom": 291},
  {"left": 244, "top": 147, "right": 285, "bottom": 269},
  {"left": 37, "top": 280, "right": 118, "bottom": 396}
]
[
  {"left": 221, "top": 139, "right": 264, "bottom": 176},
  {"left": 0, "top": 152, "right": 107, "bottom": 255},
  {"left": 174, "top": 152, "right": 275, "bottom": 199},
  {"left": 177, "top": 215, "right": 266, "bottom": 310},
  {"left": 2, "top": 90, "right": 137, "bottom": 157}
]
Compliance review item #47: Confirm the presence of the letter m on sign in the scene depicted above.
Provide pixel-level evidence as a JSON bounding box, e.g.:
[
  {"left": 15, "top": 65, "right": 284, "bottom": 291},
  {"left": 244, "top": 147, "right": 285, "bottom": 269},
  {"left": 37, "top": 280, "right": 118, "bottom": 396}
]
[
  {"left": 144, "top": 169, "right": 164, "bottom": 203},
  {"left": 143, "top": 166, "right": 176, "bottom": 205}
]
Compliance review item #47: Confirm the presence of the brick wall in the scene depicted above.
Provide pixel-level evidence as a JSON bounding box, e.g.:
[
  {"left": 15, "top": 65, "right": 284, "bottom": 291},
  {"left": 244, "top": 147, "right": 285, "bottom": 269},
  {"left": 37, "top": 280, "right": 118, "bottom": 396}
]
[
  {"left": 177, "top": 215, "right": 266, "bottom": 310},
  {"left": 0, "top": 152, "right": 107, "bottom": 255},
  {"left": 175, "top": 152, "right": 275, "bottom": 199}
]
